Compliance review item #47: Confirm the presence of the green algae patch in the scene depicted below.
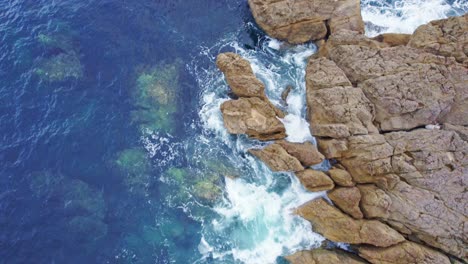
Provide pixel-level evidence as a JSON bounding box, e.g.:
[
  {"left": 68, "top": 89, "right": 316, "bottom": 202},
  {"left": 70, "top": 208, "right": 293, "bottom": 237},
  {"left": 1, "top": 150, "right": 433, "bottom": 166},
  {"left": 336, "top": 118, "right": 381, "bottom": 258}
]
[{"left": 114, "top": 148, "right": 152, "bottom": 195}]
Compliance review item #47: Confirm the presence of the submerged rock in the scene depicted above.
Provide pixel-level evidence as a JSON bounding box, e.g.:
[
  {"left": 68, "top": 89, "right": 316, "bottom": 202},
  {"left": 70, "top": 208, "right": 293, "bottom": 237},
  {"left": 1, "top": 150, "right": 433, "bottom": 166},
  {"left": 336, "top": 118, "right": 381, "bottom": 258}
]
[
  {"left": 286, "top": 248, "right": 367, "bottom": 264},
  {"left": 221, "top": 97, "right": 286, "bottom": 141},
  {"left": 34, "top": 52, "right": 83, "bottom": 82},
  {"left": 296, "top": 198, "right": 405, "bottom": 247},
  {"left": 247, "top": 0, "right": 364, "bottom": 44},
  {"left": 359, "top": 241, "right": 450, "bottom": 264},
  {"left": 295, "top": 169, "right": 334, "bottom": 192},
  {"left": 249, "top": 143, "right": 304, "bottom": 172},
  {"left": 114, "top": 148, "right": 152, "bottom": 195}
]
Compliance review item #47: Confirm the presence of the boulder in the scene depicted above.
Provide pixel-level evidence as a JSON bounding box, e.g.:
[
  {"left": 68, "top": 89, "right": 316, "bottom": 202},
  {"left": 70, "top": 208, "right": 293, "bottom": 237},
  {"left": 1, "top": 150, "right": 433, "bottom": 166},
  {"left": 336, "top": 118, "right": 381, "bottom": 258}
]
[
  {"left": 296, "top": 198, "right": 405, "bottom": 247},
  {"left": 295, "top": 170, "right": 334, "bottom": 192},
  {"left": 359, "top": 241, "right": 450, "bottom": 264},
  {"left": 328, "top": 167, "right": 354, "bottom": 187},
  {"left": 286, "top": 249, "right": 367, "bottom": 264},
  {"left": 221, "top": 97, "right": 286, "bottom": 141},
  {"left": 328, "top": 187, "right": 363, "bottom": 219},
  {"left": 408, "top": 14, "right": 468, "bottom": 65},
  {"left": 247, "top": 0, "right": 364, "bottom": 44},
  {"left": 372, "top": 33, "right": 411, "bottom": 47},
  {"left": 276, "top": 140, "right": 325, "bottom": 167},
  {"left": 216, "top": 52, "right": 266, "bottom": 99},
  {"left": 249, "top": 144, "right": 304, "bottom": 172}
]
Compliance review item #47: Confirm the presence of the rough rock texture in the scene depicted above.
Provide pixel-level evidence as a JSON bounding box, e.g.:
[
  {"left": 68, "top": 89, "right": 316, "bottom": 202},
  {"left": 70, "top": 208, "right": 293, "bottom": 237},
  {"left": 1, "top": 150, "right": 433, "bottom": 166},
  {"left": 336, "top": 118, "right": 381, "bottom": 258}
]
[
  {"left": 328, "top": 167, "right": 355, "bottom": 187},
  {"left": 221, "top": 97, "right": 286, "bottom": 141},
  {"left": 249, "top": 144, "right": 304, "bottom": 172},
  {"left": 296, "top": 198, "right": 405, "bottom": 247},
  {"left": 304, "top": 16, "right": 468, "bottom": 259},
  {"left": 276, "top": 140, "right": 325, "bottom": 167},
  {"left": 216, "top": 52, "right": 266, "bottom": 98},
  {"left": 409, "top": 14, "right": 468, "bottom": 66},
  {"left": 247, "top": 0, "right": 364, "bottom": 44},
  {"left": 286, "top": 249, "right": 367, "bottom": 264},
  {"left": 306, "top": 58, "right": 378, "bottom": 138},
  {"left": 372, "top": 33, "right": 411, "bottom": 47},
  {"left": 359, "top": 241, "right": 450, "bottom": 264},
  {"left": 295, "top": 170, "right": 334, "bottom": 192},
  {"left": 320, "top": 30, "right": 468, "bottom": 130},
  {"left": 328, "top": 187, "right": 363, "bottom": 219}
]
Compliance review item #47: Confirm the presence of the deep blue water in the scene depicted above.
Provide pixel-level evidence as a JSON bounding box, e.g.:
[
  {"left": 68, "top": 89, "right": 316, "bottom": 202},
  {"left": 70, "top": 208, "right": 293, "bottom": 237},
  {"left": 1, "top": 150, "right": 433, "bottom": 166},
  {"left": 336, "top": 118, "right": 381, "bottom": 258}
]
[{"left": 0, "top": 1, "right": 257, "bottom": 263}]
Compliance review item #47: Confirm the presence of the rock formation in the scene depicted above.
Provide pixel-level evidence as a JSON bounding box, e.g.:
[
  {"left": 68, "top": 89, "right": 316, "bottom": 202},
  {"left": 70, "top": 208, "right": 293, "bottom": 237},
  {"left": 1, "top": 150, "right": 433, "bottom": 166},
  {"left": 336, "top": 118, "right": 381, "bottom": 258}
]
[
  {"left": 247, "top": 0, "right": 364, "bottom": 44},
  {"left": 286, "top": 249, "right": 367, "bottom": 264},
  {"left": 220, "top": 3, "right": 467, "bottom": 262}
]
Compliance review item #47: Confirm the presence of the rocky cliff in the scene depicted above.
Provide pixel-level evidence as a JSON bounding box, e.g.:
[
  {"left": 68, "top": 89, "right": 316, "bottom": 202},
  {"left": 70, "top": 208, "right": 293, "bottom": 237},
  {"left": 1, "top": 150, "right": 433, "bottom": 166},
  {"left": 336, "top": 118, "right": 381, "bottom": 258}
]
[{"left": 217, "top": 3, "right": 467, "bottom": 263}]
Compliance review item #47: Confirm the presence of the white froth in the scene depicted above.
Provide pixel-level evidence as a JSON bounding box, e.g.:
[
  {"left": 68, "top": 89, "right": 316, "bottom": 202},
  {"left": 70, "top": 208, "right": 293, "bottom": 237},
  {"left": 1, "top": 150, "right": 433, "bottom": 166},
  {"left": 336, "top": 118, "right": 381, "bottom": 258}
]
[
  {"left": 361, "top": 0, "right": 467, "bottom": 36},
  {"left": 281, "top": 114, "right": 315, "bottom": 144}
]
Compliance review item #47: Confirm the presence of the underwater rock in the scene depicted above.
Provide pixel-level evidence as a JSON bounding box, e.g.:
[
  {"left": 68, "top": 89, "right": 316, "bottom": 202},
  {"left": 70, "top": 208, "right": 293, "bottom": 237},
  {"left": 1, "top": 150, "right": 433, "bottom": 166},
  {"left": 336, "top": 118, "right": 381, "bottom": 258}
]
[
  {"left": 286, "top": 248, "right": 367, "bottom": 264},
  {"left": 249, "top": 143, "right": 304, "bottom": 172},
  {"left": 247, "top": 0, "right": 364, "bottom": 44},
  {"left": 294, "top": 169, "right": 334, "bottom": 192},
  {"left": 276, "top": 140, "right": 324, "bottom": 167},
  {"left": 131, "top": 61, "right": 181, "bottom": 134},
  {"left": 221, "top": 97, "right": 286, "bottom": 141},
  {"left": 358, "top": 241, "right": 450, "bottom": 264},
  {"left": 114, "top": 148, "right": 152, "bottom": 195},
  {"left": 296, "top": 198, "right": 405, "bottom": 247},
  {"left": 193, "top": 180, "right": 222, "bottom": 203},
  {"left": 34, "top": 52, "right": 83, "bottom": 82},
  {"left": 328, "top": 187, "right": 363, "bottom": 219}
]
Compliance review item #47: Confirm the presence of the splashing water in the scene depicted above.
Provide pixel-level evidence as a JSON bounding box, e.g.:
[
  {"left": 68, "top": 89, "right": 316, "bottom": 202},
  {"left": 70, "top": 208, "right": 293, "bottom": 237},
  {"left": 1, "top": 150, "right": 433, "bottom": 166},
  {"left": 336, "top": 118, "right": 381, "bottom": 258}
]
[
  {"left": 188, "top": 32, "right": 327, "bottom": 263},
  {"left": 362, "top": 0, "right": 468, "bottom": 36}
]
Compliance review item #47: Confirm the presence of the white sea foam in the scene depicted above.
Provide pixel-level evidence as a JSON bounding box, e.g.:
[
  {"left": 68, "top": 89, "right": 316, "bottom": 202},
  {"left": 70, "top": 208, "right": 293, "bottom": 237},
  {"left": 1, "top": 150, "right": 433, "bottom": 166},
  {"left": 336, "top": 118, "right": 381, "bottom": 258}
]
[
  {"left": 362, "top": 0, "right": 467, "bottom": 36},
  {"left": 191, "top": 35, "right": 324, "bottom": 263}
]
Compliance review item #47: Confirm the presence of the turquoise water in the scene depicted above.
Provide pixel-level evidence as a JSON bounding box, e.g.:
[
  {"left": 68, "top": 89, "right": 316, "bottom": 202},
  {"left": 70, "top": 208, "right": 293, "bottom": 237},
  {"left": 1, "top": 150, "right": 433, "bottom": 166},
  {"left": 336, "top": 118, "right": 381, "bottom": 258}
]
[{"left": 0, "top": 1, "right": 466, "bottom": 263}]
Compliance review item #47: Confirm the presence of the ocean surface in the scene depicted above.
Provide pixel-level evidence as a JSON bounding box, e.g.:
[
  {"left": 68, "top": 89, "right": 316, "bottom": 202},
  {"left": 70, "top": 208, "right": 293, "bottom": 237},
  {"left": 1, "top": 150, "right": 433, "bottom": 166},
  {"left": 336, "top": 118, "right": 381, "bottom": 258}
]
[{"left": 0, "top": 0, "right": 466, "bottom": 263}]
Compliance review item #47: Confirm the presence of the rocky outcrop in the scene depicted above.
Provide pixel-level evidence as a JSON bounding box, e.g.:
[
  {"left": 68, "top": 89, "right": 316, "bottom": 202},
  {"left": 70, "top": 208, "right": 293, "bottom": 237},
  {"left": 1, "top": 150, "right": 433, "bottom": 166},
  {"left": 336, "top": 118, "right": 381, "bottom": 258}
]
[
  {"left": 247, "top": 0, "right": 364, "bottom": 44},
  {"left": 276, "top": 140, "right": 325, "bottom": 167},
  {"left": 249, "top": 143, "right": 304, "bottom": 172},
  {"left": 217, "top": 53, "right": 287, "bottom": 141},
  {"left": 221, "top": 97, "right": 286, "bottom": 141},
  {"left": 296, "top": 198, "right": 405, "bottom": 247},
  {"left": 286, "top": 249, "right": 367, "bottom": 264},
  {"left": 328, "top": 187, "right": 363, "bottom": 219},
  {"left": 303, "top": 15, "right": 468, "bottom": 259},
  {"left": 408, "top": 14, "right": 468, "bottom": 66},
  {"left": 295, "top": 170, "right": 334, "bottom": 192},
  {"left": 358, "top": 241, "right": 451, "bottom": 264},
  {"left": 318, "top": 30, "right": 468, "bottom": 131},
  {"left": 216, "top": 52, "right": 266, "bottom": 99}
]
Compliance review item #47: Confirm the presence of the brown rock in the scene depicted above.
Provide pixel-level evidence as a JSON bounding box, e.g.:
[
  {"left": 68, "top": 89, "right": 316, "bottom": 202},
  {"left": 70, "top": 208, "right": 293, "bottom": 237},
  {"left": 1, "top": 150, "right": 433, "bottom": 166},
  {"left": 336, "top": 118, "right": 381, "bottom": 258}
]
[
  {"left": 221, "top": 97, "right": 286, "bottom": 141},
  {"left": 359, "top": 241, "right": 450, "bottom": 264},
  {"left": 409, "top": 14, "right": 468, "bottom": 65},
  {"left": 249, "top": 144, "right": 304, "bottom": 172},
  {"left": 276, "top": 140, "right": 325, "bottom": 167},
  {"left": 317, "top": 138, "right": 348, "bottom": 159},
  {"left": 306, "top": 58, "right": 378, "bottom": 138},
  {"left": 281, "top": 85, "right": 293, "bottom": 105},
  {"left": 296, "top": 198, "right": 405, "bottom": 247},
  {"left": 247, "top": 0, "right": 364, "bottom": 44},
  {"left": 216, "top": 53, "right": 266, "bottom": 98},
  {"left": 328, "top": 167, "right": 354, "bottom": 187},
  {"left": 295, "top": 170, "right": 334, "bottom": 192},
  {"left": 286, "top": 249, "right": 367, "bottom": 264},
  {"left": 328, "top": 187, "right": 363, "bottom": 219}
]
